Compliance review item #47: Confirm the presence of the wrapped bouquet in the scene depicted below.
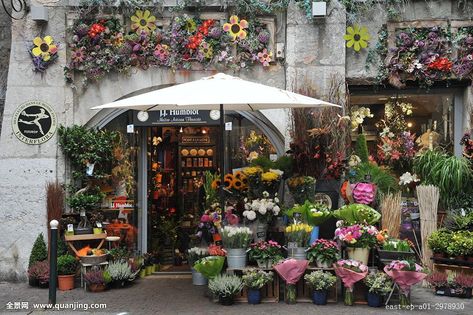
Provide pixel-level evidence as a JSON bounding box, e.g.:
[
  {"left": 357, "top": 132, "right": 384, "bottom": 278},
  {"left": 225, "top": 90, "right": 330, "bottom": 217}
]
[{"left": 334, "top": 259, "right": 368, "bottom": 305}]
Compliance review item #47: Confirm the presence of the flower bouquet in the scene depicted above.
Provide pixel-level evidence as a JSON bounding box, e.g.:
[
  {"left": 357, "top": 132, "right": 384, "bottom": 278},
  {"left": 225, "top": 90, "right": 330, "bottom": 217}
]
[
  {"left": 274, "top": 258, "right": 309, "bottom": 304},
  {"left": 260, "top": 169, "right": 283, "bottom": 196},
  {"left": 333, "top": 203, "right": 381, "bottom": 225},
  {"left": 286, "top": 176, "right": 316, "bottom": 204},
  {"left": 383, "top": 260, "right": 427, "bottom": 307},
  {"left": 196, "top": 203, "right": 222, "bottom": 245},
  {"left": 193, "top": 256, "right": 225, "bottom": 279},
  {"left": 307, "top": 239, "right": 339, "bottom": 268},
  {"left": 334, "top": 259, "right": 368, "bottom": 305},
  {"left": 285, "top": 223, "right": 312, "bottom": 249},
  {"left": 248, "top": 240, "right": 284, "bottom": 268},
  {"left": 335, "top": 224, "right": 379, "bottom": 248},
  {"left": 243, "top": 192, "right": 281, "bottom": 223},
  {"left": 188, "top": 247, "right": 209, "bottom": 267}
]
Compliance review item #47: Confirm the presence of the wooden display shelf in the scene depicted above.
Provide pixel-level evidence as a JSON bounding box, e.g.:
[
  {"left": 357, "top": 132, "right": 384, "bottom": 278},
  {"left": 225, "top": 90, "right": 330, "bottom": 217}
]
[
  {"left": 434, "top": 263, "right": 473, "bottom": 276},
  {"left": 65, "top": 233, "right": 107, "bottom": 256}
]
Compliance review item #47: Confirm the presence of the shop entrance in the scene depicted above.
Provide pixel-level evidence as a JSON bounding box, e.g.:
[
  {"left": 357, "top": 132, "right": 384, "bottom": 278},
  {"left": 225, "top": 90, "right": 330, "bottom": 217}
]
[{"left": 145, "top": 125, "right": 220, "bottom": 272}]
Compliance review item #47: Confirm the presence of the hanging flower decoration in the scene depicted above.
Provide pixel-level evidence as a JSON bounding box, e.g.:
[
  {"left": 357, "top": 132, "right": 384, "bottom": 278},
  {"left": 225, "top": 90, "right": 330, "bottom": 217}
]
[
  {"left": 257, "top": 49, "right": 272, "bottom": 67},
  {"left": 199, "top": 42, "right": 213, "bottom": 59},
  {"left": 223, "top": 15, "right": 249, "bottom": 40},
  {"left": 88, "top": 23, "right": 106, "bottom": 39},
  {"left": 131, "top": 10, "right": 156, "bottom": 34},
  {"left": 30, "top": 36, "right": 59, "bottom": 73},
  {"left": 185, "top": 18, "right": 197, "bottom": 33},
  {"left": 154, "top": 44, "right": 170, "bottom": 62},
  {"left": 71, "top": 47, "right": 86, "bottom": 64},
  {"left": 344, "top": 25, "right": 370, "bottom": 52}
]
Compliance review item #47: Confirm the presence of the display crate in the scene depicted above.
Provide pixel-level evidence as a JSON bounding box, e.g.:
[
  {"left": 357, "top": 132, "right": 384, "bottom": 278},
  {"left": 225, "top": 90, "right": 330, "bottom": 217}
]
[
  {"left": 226, "top": 268, "right": 280, "bottom": 303},
  {"left": 294, "top": 267, "right": 338, "bottom": 303}
]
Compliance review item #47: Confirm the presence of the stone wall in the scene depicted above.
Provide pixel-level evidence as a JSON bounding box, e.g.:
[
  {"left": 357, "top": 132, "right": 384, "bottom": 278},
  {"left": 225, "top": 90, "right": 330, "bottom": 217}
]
[{"left": 0, "top": 6, "right": 12, "bottom": 138}]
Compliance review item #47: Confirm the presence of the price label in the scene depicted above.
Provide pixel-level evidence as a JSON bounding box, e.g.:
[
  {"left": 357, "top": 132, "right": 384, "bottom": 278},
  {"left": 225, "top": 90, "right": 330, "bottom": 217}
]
[
  {"left": 225, "top": 122, "right": 232, "bottom": 130},
  {"left": 96, "top": 222, "right": 102, "bottom": 228},
  {"left": 67, "top": 224, "right": 74, "bottom": 232},
  {"left": 287, "top": 242, "right": 298, "bottom": 249}
]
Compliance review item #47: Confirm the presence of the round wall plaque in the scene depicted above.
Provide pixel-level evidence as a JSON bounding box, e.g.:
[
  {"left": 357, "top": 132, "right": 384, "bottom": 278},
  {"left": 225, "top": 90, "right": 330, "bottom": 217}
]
[{"left": 12, "top": 100, "right": 57, "bottom": 145}]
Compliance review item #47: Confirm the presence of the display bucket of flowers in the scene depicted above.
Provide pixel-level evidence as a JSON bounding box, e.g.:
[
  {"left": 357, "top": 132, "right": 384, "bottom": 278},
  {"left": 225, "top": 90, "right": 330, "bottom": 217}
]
[
  {"left": 384, "top": 260, "right": 427, "bottom": 307},
  {"left": 377, "top": 237, "right": 416, "bottom": 262},
  {"left": 243, "top": 192, "right": 281, "bottom": 242},
  {"left": 304, "top": 270, "right": 337, "bottom": 305},
  {"left": 307, "top": 239, "right": 339, "bottom": 268},
  {"left": 188, "top": 247, "right": 210, "bottom": 285},
  {"left": 285, "top": 223, "right": 312, "bottom": 260},
  {"left": 274, "top": 259, "right": 309, "bottom": 304},
  {"left": 242, "top": 269, "right": 274, "bottom": 304},
  {"left": 335, "top": 223, "right": 379, "bottom": 266},
  {"left": 208, "top": 274, "right": 243, "bottom": 306},
  {"left": 334, "top": 259, "right": 368, "bottom": 306},
  {"left": 363, "top": 272, "right": 393, "bottom": 307},
  {"left": 248, "top": 240, "right": 283, "bottom": 269},
  {"left": 220, "top": 226, "right": 252, "bottom": 269}
]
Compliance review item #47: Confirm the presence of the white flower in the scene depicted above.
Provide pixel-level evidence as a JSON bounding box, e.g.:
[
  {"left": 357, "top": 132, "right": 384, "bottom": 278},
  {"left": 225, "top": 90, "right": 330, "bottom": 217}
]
[
  {"left": 258, "top": 205, "right": 267, "bottom": 215},
  {"left": 336, "top": 220, "right": 344, "bottom": 228},
  {"left": 274, "top": 197, "right": 279, "bottom": 203},
  {"left": 246, "top": 210, "right": 256, "bottom": 221},
  {"left": 269, "top": 169, "right": 284, "bottom": 176},
  {"left": 399, "top": 172, "right": 420, "bottom": 186},
  {"left": 348, "top": 155, "right": 361, "bottom": 167},
  {"left": 262, "top": 191, "right": 269, "bottom": 198},
  {"left": 273, "top": 205, "right": 280, "bottom": 215}
]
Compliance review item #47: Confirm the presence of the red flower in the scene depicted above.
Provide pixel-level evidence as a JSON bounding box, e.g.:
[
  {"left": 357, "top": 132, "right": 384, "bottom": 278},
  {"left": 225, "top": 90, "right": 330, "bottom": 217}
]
[
  {"left": 428, "top": 57, "right": 452, "bottom": 72},
  {"left": 88, "top": 23, "right": 105, "bottom": 39}
]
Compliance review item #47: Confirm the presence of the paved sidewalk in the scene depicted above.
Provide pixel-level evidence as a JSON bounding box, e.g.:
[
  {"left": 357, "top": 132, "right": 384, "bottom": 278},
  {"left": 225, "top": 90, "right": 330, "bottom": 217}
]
[{"left": 0, "top": 276, "right": 471, "bottom": 315}]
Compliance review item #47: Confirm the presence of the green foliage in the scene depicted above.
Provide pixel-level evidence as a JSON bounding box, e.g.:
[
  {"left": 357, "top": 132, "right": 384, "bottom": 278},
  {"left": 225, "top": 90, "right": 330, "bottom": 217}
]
[
  {"left": 242, "top": 269, "right": 273, "bottom": 289},
  {"left": 57, "top": 237, "right": 67, "bottom": 257},
  {"left": 66, "top": 190, "right": 105, "bottom": 212},
  {"left": 333, "top": 203, "right": 381, "bottom": 225},
  {"left": 355, "top": 134, "right": 369, "bottom": 163},
  {"left": 58, "top": 125, "right": 117, "bottom": 179},
  {"left": 427, "top": 229, "right": 452, "bottom": 254},
  {"left": 57, "top": 254, "right": 78, "bottom": 275},
  {"left": 29, "top": 233, "right": 48, "bottom": 268},
  {"left": 208, "top": 274, "right": 243, "bottom": 297},
  {"left": 304, "top": 270, "right": 337, "bottom": 291},
  {"left": 273, "top": 155, "right": 294, "bottom": 179},
  {"left": 107, "top": 247, "right": 130, "bottom": 262},
  {"left": 250, "top": 156, "right": 274, "bottom": 171},
  {"left": 364, "top": 272, "right": 393, "bottom": 295},
  {"left": 285, "top": 200, "right": 332, "bottom": 226},
  {"left": 349, "top": 163, "right": 399, "bottom": 195},
  {"left": 106, "top": 261, "right": 133, "bottom": 281},
  {"left": 413, "top": 150, "right": 473, "bottom": 209},
  {"left": 382, "top": 239, "right": 412, "bottom": 252}
]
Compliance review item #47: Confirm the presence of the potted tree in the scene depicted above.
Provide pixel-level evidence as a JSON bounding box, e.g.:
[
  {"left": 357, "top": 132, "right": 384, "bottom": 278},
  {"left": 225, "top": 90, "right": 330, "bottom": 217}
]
[
  {"left": 28, "top": 233, "right": 48, "bottom": 286},
  {"left": 363, "top": 272, "right": 393, "bottom": 307},
  {"left": 57, "top": 254, "right": 78, "bottom": 291},
  {"left": 208, "top": 274, "right": 243, "bottom": 306},
  {"left": 304, "top": 270, "right": 337, "bottom": 305},
  {"left": 307, "top": 239, "right": 339, "bottom": 268},
  {"left": 242, "top": 269, "right": 273, "bottom": 304}
]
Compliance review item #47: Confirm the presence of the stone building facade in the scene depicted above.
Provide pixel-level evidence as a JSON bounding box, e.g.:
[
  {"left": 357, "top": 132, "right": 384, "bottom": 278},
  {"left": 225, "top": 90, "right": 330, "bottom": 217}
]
[{"left": 0, "top": 0, "right": 472, "bottom": 280}]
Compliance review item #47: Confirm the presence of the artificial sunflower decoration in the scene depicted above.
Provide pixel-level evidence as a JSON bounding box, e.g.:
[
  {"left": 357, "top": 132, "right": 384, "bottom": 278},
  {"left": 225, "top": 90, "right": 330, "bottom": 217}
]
[
  {"left": 343, "top": 25, "right": 370, "bottom": 52},
  {"left": 131, "top": 10, "right": 157, "bottom": 34},
  {"left": 32, "top": 36, "right": 58, "bottom": 62},
  {"left": 185, "top": 18, "right": 197, "bottom": 33},
  {"left": 199, "top": 42, "right": 213, "bottom": 59},
  {"left": 223, "top": 15, "right": 248, "bottom": 41},
  {"left": 211, "top": 179, "right": 221, "bottom": 190}
]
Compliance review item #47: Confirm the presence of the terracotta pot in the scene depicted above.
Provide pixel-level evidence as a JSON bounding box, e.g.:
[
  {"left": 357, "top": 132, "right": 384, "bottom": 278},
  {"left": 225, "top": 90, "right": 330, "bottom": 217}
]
[
  {"left": 88, "top": 283, "right": 106, "bottom": 292},
  {"left": 58, "top": 275, "right": 75, "bottom": 291}
]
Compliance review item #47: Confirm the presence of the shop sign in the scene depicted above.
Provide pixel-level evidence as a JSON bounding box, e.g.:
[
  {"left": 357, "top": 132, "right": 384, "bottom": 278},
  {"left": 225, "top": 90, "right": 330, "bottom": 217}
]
[
  {"left": 133, "top": 109, "right": 221, "bottom": 126},
  {"left": 110, "top": 199, "right": 135, "bottom": 210},
  {"left": 181, "top": 135, "right": 212, "bottom": 144},
  {"left": 12, "top": 100, "right": 57, "bottom": 145}
]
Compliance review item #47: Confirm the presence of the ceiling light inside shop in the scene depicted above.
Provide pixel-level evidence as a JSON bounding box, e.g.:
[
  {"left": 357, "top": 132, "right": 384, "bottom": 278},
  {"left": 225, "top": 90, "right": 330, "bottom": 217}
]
[
  {"left": 179, "top": 127, "right": 183, "bottom": 133},
  {"left": 407, "top": 122, "right": 413, "bottom": 128}
]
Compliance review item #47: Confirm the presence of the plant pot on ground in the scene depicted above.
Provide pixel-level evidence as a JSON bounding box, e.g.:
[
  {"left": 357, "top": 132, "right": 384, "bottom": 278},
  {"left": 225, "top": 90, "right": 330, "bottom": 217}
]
[
  {"left": 208, "top": 274, "right": 243, "bottom": 306},
  {"left": 304, "top": 270, "right": 337, "bottom": 305},
  {"left": 57, "top": 254, "right": 78, "bottom": 291},
  {"left": 84, "top": 270, "right": 110, "bottom": 292},
  {"left": 364, "top": 272, "right": 393, "bottom": 308},
  {"left": 28, "top": 260, "right": 49, "bottom": 288},
  {"left": 242, "top": 269, "right": 273, "bottom": 304}
]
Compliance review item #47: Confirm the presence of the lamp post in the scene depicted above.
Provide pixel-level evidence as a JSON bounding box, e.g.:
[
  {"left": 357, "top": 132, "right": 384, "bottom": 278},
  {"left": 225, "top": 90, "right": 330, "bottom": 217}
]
[{"left": 48, "top": 219, "right": 58, "bottom": 306}]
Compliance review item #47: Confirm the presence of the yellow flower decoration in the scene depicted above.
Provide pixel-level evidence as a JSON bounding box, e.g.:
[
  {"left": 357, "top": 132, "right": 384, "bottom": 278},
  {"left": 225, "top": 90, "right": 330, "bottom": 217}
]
[
  {"left": 32, "top": 36, "right": 57, "bottom": 61},
  {"left": 185, "top": 18, "right": 197, "bottom": 33},
  {"left": 199, "top": 42, "right": 213, "bottom": 59},
  {"left": 131, "top": 10, "right": 156, "bottom": 34},
  {"left": 343, "top": 25, "right": 370, "bottom": 52},
  {"left": 223, "top": 15, "right": 248, "bottom": 40},
  {"left": 243, "top": 166, "right": 263, "bottom": 176},
  {"left": 261, "top": 171, "right": 279, "bottom": 182}
]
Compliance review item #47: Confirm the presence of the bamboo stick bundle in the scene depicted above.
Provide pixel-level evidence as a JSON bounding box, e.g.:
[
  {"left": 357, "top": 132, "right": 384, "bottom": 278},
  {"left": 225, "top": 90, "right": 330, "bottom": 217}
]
[
  {"left": 380, "top": 192, "right": 402, "bottom": 238},
  {"left": 416, "top": 185, "right": 440, "bottom": 271}
]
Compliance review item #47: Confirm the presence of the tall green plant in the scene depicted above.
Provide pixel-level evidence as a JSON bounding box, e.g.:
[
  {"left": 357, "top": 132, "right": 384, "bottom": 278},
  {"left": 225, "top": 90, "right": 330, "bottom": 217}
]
[
  {"left": 355, "top": 134, "right": 369, "bottom": 163},
  {"left": 29, "top": 233, "right": 48, "bottom": 268},
  {"left": 349, "top": 163, "right": 399, "bottom": 195}
]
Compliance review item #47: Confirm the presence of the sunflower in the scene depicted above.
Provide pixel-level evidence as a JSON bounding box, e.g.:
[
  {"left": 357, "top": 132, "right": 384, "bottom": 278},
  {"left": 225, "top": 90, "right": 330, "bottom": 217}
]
[
  {"left": 232, "top": 178, "right": 243, "bottom": 190},
  {"left": 185, "top": 18, "right": 197, "bottom": 33},
  {"left": 343, "top": 25, "right": 370, "bottom": 52},
  {"left": 211, "top": 179, "right": 221, "bottom": 190},
  {"left": 241, "top": 176, "right": 248, "bottom": 186},
  {"left": 224, "top": 174, "right": 234, "bottom": 182},
  {"left": 223, "top": 15, "right": 248, "bottom": 41},
  {"left": 224, "top": 178, "right": 233, "bottom": 189},
  {"left": 199, "top": 42, "right": 213, "bottom": 59},
  {"left": 32, "top": 36, "right": 58, "bottom": 62},
  {"left": 131, "top": 10, "right": 157, "bottom": 34},
  {"left": 234, "top": 171, "right": 244, "bottom": 179}
]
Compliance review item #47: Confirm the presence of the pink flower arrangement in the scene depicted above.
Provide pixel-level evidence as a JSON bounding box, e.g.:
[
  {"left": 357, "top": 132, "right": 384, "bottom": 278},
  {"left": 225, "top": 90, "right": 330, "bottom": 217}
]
[
  {"left": 334, "top": 259, "right": 368, "bottom": 305},
  {"left": 334, "top": 224, "right": 379, "bottom": 248},
  {"left": 350, "top": 182, "right": 376, "bottom": 205},
  {"left": 336, "top": 259, "right": 368, "bottom": 273},
  {"left": 248, "top": 240, "right": 283, "bottom": 262},
  {"left": 384, "top": 260, "right": 427, "bottom": 307}
]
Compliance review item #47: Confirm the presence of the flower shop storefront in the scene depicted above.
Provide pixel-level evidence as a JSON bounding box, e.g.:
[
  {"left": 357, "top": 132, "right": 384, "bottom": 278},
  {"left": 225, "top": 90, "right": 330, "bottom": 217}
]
[{"left": 99, "top": 108, "right": 283, "bottom": 271}]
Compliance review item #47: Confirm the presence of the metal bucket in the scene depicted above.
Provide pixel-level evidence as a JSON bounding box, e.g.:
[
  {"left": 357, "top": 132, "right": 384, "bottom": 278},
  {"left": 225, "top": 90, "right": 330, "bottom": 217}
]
[
  {"left": 226, "top": 248, "right": 247, "bottom": 269},
  {"left": 191, "top": 268, "right": 208, "bottom": 286},
  {"left": 287, "top": 247, "right": 307, "bottom": 260}
]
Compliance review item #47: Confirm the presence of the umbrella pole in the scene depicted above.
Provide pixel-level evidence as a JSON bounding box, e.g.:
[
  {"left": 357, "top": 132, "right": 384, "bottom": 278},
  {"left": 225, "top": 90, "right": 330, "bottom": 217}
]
[{"left": 219, "top": 103, "right": 225, "bottom": 213}]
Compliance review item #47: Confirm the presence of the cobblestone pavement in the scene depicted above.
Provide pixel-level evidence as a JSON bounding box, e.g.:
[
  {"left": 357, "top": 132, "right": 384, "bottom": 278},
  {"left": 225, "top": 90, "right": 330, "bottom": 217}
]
[{"left": 0, "top": 276, "right": 471, "bottom": 315}]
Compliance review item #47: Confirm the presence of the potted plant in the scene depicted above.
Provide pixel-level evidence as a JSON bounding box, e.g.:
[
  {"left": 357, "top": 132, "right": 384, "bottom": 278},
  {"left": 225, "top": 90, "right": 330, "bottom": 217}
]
[
  {"left": 453, "top": 274, "right": 473, "bottom": 298},
  {"left": 307, "top": 239, "right": 339, "bottom": 268},
  {"left": 220, "top": 226, "right": 252, "bottom": 269},
  {"left": 427, "top": 230, "right": 451, "bottom": 259},
  {"left": 335, "top": 223, "right": 379, "bottom": 265},
  {"left": 284, "top": 223, "right": 312, "bottom": 260},
  {"left": 304, "top": 270, "right": 337, "bottom": 305},
  {"left": 363, "top": 272, "right": 393, "bottom": 307},
  {"left": 378, "top": 238, "right": 416, "bottom": 262},
  {"left": 84, "top": 270, "right": 110, "bottom": 292},
  {"left": 106, "top": 260, "right": 134, "bottom": 288},
  {"left": 57, "top": 254, "right": 78, "bottom": 291},
  {"left": 208, "top": 274, "right": 243, "bottom": 306},
  {"left": 188, "top": 247, "right": 209, "bottom": 285},
  {"left": 242, "top": 269, "right": 273, "bottom": 304},
  {"left": 426, "top": 272, "right": 449, "bottom": 296},
  {"left": 27, "top": 260, "right": 49, "bottom": 288},
  {"left": 248, "top": 240, "right": 283, "bottom": 268},
  {"left": 28, "top": 233, "right": 48, "bottom": 286}
]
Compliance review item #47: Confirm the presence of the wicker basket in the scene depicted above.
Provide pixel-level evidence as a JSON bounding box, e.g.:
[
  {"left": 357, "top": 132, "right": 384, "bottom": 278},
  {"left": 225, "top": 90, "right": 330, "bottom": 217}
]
[{"left": 79, "top": 254, "right": 107, "bottom": 265}]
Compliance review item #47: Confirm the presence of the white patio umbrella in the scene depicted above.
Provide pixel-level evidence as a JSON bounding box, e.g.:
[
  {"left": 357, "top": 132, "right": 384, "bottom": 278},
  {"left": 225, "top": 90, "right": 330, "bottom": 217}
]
[{"left": 92, "top": 73, "right": 341, "bottom": 204}]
